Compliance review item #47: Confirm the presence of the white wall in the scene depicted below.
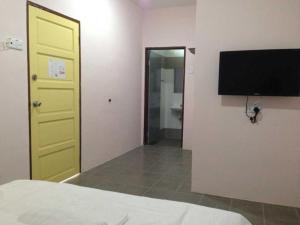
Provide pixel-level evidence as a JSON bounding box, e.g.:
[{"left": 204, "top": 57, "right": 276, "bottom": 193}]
[
  {"left": 142, "top": 5, "right": 196, "bottom": 150},
  {"left": 0, "top": 0, "right": 143, "bottom": 184},
  {"left": 193, "top": 0, "right": 300, "bottom": 207}
]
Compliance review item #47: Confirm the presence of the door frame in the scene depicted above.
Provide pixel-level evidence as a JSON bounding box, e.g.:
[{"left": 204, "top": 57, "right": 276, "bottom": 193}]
[
  {"left": 144, "top": 46, "right": 186, "bottom": 147},
  {"left": 26, "top": 1, "right": 82, "bottom": 179}
]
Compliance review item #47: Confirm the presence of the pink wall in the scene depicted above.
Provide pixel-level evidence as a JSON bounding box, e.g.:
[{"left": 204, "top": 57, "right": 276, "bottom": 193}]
[
  {"left": 0, "top": 0, "right": 29, "bottom": 184},
  {"left": 0, "top": 0, "right": 143, "bottom": 184},
  {"left": 76, "top": 0, "right": 143, "bottom": 171},
  {"left": 193, "top": 0, "right": 300, "bottom": 207},
  {"left": 142, "top": 6, "right": 196, "bottom": 150}
]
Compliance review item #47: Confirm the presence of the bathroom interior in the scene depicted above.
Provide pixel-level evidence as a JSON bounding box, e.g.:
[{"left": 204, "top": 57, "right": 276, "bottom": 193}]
[{"left": 146, "top": 49, "right": 185, "bottom": 147}]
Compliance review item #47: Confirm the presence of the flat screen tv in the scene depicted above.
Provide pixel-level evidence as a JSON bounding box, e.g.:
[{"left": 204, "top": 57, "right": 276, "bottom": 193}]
[{"left": 218, "top": 49, "right": 300, "bottom": 96}]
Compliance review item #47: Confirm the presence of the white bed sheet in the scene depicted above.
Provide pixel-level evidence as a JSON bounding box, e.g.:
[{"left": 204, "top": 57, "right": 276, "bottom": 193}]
[{"left": 0, "top": 180, "right": 251, "bottom": 225}]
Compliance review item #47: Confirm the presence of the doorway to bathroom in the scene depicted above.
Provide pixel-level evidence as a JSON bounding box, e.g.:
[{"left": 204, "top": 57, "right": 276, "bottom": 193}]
[{"left": 144, "top": 47, "right": 186, "bottom": 148}]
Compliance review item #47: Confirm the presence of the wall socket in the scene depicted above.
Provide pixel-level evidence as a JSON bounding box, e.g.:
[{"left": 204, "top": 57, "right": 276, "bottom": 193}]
[
  {"left": 248, "top": 102, "right": 262, "bottom": 115},
  {"left": 6, "top": 38, "right": 24, "bottom": 51}
]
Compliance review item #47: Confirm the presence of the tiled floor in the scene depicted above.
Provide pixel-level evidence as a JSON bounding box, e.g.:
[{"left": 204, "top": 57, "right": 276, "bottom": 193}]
[
  {"left": 155, "top": 138, "right": 182, "bottom": 147},
  {"left": 68, "top": 144, "right": 300, "bottom": 225}
]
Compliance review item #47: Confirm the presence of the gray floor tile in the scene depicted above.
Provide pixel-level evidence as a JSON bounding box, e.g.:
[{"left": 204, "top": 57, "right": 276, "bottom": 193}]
[
  {"left": 199, "top": 194, "right": 232, "bottom": 210},
  {"left": 296, "top": 208, "right": 300, "bottom": 220},
  {"left": 231, "top": 199, "right": 263, "bottom": 215},
  {"left": 264, "top": 204, "right": 300, "bottom": 224},
  {"left": 155, "top": 139, "right": 182, "bottom": 147},
  {"left": 265, "top": 221, "right": 300, "bottom": 225},
  {"left": 67, "top": 143, "right": 298, "bottom": 225},
  {"left": 167, "top": 192, "right": 203, "bottom": 205},
  {"left": 231, "top": 199, "right": 264, "bottom": 225},
  {"left": 143, "top": 188, "right": 201, "bottom": 205},
  {"left": 118, "top": 164, "right": 156, "bottom": 176},
  {"left": 166, "top": 164, "right": 191, "bottom": 177},
  {"left": 177, "top": 181, "right": 191, "bottom": 193},
  {"left": 148, "top": 162, "right": 173, "bottom": 174},
  {"left": 143, "top": 188, "right": 172, "bottom": 200},
  {"left": 67, "top": 173, "right": 112, "bottom": 188},
  {"left": 87, "top": 165, "right": 122, "bottom": 176},
  {"left": 123, "top": 173, "right": 162, "bottom": 187},
  {"left": 92, "top": 183, "right": 122, "bottom": 192},
  {"left": 243, "top": 217, "right": 264, "bottom": 225},
  {"left": 144, "top": 188, "right": 201, "bottom": 204},
  {"left": 152, "top": 175, "right": 185, "bottom": 191},
  {"left": 117, "top": 184, "right": 150, "bottom": 196}
]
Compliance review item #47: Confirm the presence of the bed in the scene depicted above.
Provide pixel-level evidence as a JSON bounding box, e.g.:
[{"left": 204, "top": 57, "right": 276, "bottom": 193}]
[{"left": 0, "top": 180, "right": 251, "bottom": 225}]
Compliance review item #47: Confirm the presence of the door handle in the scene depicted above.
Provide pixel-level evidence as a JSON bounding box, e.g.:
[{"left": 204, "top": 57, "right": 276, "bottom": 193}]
[{"left": 32, "top": 101, "right": 42, "bottom": 108}]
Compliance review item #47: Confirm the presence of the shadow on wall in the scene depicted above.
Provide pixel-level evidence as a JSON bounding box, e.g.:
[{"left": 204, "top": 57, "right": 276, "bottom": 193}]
[
  {"left": 0, "top": 41, "right": 8, "bottom": 52},
  {"left": 221, "top": 95, "right": 300, "bottom": 110}
]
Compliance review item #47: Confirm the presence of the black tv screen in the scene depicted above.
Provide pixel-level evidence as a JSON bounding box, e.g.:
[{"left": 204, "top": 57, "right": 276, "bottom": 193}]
[{"left": 218, "top": 49, "right": 300, "bottom": 96}]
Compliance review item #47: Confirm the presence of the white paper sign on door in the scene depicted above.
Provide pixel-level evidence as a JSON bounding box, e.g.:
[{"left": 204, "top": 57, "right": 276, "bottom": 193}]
[{"left": 48, "top": 59, "right": 66, "bottom": 79}]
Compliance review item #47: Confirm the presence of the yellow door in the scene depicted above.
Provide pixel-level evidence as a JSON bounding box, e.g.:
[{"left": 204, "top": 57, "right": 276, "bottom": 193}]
[{"left": 28, "top": 5, "right": 80, "bottom": 182}]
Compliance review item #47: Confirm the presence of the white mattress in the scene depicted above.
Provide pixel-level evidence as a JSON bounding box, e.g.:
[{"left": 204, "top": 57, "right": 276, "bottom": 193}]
[{"left": 0, "top": 180, "right": 251, "bottom": 225}]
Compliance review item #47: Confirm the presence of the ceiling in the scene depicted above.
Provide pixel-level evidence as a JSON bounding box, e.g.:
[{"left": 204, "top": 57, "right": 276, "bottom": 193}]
[{"left": 131, "top": 0, "right": 196, "bottom": 9}]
